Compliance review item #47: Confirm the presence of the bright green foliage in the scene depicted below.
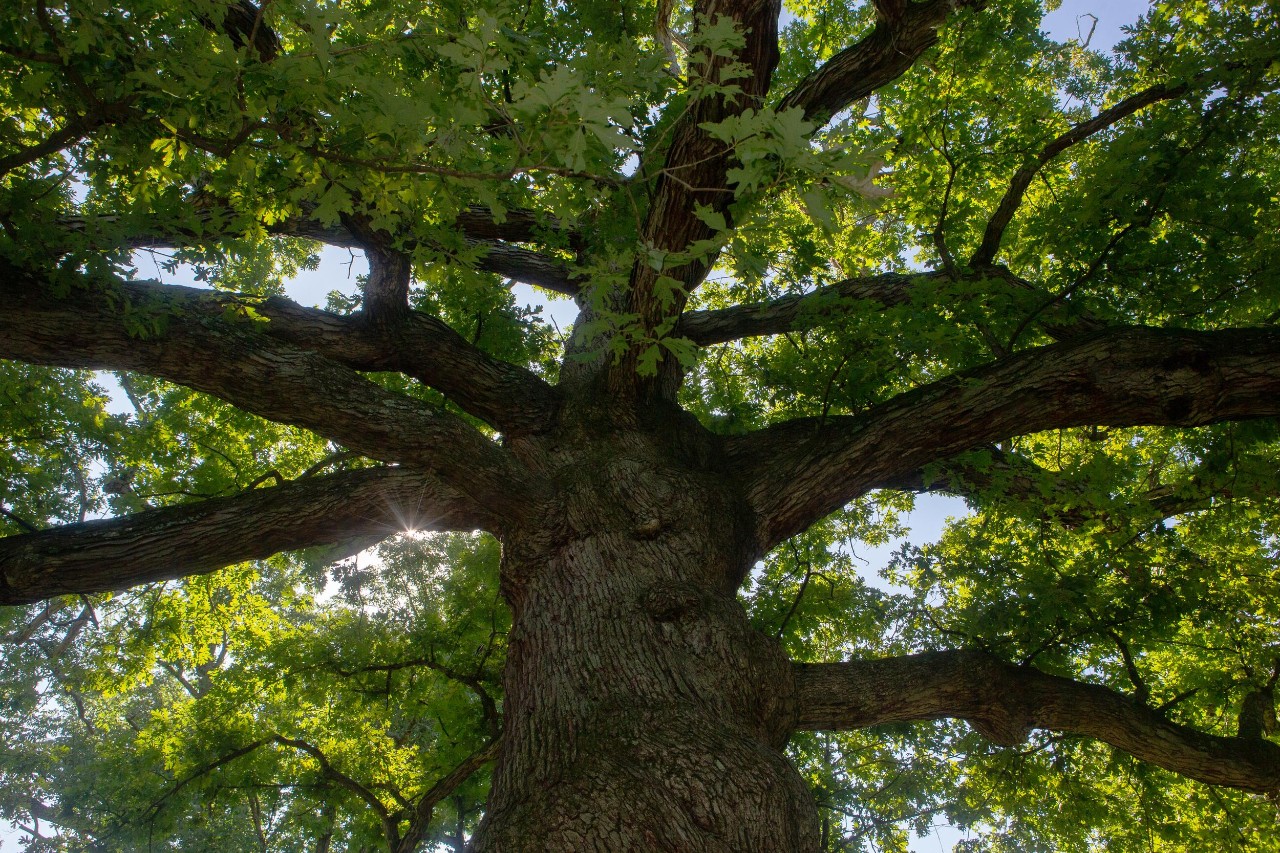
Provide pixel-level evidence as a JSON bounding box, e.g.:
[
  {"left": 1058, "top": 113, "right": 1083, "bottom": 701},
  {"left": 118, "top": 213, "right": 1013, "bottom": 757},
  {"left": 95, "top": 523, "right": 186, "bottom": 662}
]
[
  {"left": 2, "top": 0, "right": 1280, "bottom": 850},
  {"left": 0, "top": 532, "right": 504, "bottom": 850}
]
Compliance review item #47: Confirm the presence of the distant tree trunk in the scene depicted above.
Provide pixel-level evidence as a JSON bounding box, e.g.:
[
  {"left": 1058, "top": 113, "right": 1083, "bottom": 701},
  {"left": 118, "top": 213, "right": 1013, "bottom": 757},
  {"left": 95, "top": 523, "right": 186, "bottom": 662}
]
[{"left": 471, "top": 398, "right": 820, "bottom": 851}]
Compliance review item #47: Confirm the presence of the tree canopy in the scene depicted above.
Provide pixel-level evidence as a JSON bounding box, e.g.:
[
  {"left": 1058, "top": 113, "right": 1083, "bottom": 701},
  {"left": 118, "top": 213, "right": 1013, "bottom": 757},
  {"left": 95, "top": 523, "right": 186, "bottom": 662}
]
[{"left": 1, "top": 0, "right": 1279, "bottom": 850}]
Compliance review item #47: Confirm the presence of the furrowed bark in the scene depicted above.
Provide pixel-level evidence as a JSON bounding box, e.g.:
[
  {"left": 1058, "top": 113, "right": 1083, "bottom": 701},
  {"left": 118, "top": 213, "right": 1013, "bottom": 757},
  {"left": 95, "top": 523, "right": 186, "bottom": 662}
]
[
  {"left": 727, "top": 326, "right": 1280, "bottom": 552},
  {"left": 794, "top": 651, "right": 1280, "bottom": 794},
  {"left": 0, "top": 467, "right": 487, "bottom": 605},
  {"left": 778, "top": 0, "right": 986, "bottom": 125},
  {"left": 474, "top": 403, "right": 820, "bottom": 851},
  {"left": 626, "top": 0, "right": 782, "bottom": 336},
  {"left": 0, "top": 263, "right": 528, "bottom": 511}
]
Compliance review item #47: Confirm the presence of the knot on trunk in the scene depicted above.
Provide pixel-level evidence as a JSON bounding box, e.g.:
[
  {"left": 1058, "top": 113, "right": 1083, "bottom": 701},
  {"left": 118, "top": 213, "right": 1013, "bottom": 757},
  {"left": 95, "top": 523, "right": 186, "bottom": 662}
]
[
  {"left": 642, "top": 581, "right": 704, "bottom": 623},
  {"left": 632, "top": 516, "right": 664, "bottom": 539}
]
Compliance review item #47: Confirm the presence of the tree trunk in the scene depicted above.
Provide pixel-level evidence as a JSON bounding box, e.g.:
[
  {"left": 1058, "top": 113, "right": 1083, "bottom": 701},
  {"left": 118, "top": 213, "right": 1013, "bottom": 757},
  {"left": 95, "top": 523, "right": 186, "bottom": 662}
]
[{"left": 471, "top": 400, "right": 819, "bottom": 851}]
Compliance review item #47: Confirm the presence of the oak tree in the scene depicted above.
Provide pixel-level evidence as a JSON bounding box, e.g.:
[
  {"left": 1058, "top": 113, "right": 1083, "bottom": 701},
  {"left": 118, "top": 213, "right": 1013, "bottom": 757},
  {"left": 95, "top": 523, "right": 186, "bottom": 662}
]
[{"left": 2, "top": 0, "right": 1280, "bottom": 849}]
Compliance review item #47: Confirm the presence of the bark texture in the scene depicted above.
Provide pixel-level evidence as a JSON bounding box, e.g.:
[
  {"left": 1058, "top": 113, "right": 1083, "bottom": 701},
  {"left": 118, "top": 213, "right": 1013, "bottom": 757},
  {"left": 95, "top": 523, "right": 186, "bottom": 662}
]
[
  {"left": 5, "top": 0, "right": 1280, "bottom": 847},
  {"left": 795, "top": 653, "right": 1280, "bottom": 794},
  {"left": 0, "top": 467, "right": 485, "bottom": 604},
  {"left": 729, "top": 326, "right": 1280, "bottom": 551},
  {"left": 473, "top": 400, "right": 820, "bottom": 852}
]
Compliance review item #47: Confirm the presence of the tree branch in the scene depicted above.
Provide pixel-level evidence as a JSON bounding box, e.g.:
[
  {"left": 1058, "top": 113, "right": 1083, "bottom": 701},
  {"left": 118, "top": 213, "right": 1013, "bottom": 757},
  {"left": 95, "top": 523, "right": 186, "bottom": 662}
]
[
  {"left": 0, "top": 117, "right": 94, "bottom": 178},
  {"left": 681, "top": 266, "right": 1105, "bottom": 347},
  {"left": 970, "top": 79, "right": 1191, "bottom": 268},
  {"left": 777, "top": 0, "right": 986, "bottom": 125},
  {"left": 53, "top": 276, "right": 559, "bottom": 434},
  {"left": 249, "top": 291, "right": 561, "bottom": 434},
  {"left": 624, "top": 0, "right": 783, "bottom": 341},
  {"left": 395, "top": 740, "right": 500, "bottom": 853},
  {"left": 340, "top": 213, "right": 413, "bottom": 318},
  {"left": 454, "top": 207, "right": 577, "bottom": 247},
  {"left": 272, "top": 735, "right": 403, "bottom": 849},
  {"left": 200, "top": 0, "right": 281, "bottom": 63},
  {"left": 727, "top": 325, "right": 1280, "bottom": 552},
  {"left": 469, "top": 239, "right": 579, "bottom": 297},
  {"left": 60, "top": 207, "right": 580, "bottom": 296},
  {"left": 793, "top": 651, "right": 1280, "bottom": 795},
  {"left": 0, "top": 467, "right": 488, "bottom": 605},
  {"left": 682, "top": 272, "right": 943, "bottom": 345},
  {"left": 879, "top": 445, "right": 1276, "bottom": 530},
  {"left": 0, "top": 262, "right": 528, "bottom": 509}
]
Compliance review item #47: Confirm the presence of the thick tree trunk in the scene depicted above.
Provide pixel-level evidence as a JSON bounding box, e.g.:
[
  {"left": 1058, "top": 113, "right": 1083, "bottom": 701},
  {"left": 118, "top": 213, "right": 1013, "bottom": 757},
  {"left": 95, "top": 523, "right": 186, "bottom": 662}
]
[{"left": 471, "top": 401, "right": 819, "bottom": 851}]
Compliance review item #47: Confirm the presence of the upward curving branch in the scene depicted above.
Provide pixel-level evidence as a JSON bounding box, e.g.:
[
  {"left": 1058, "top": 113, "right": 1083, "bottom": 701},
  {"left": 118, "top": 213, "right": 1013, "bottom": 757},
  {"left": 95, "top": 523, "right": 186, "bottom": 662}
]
[
  {"left": 778, "top": 0, "right": 986, "bottom": 125},
  {"left": 625, "top": 0, "right": 783, "bottom": 339},
  {"left": 0, "top": 467, "right": 488, "bottom": 605},
  {"left": 394, "top": 739, "right": 501, "bottom": 853},
  {"left": 794, "top": 651, "right": 1280, "bottom": 794},
  {"left": 969, "top": 79, "right": 1192, "bottom": 268},
  {"left": 337, "top": 212, "right": 417, "bottom": 318},
  {"left": 0, "top": 262, "right": 529, "bottom": 514},
  {"left": 726, "top": 325, "right": 1280, "bottom": 552}
]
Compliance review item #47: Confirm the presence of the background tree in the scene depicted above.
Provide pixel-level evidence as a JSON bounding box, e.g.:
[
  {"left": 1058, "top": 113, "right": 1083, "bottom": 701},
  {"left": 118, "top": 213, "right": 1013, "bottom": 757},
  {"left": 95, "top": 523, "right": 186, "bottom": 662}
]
[{"left": 2, "top": 0, "right": 1279, "bottom": 849}]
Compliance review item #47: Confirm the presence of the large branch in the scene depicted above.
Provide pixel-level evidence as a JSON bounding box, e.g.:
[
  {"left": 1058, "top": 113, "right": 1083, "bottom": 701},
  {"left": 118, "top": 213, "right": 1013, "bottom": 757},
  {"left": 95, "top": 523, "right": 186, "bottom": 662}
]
[
  {"left": 248, "top": 289, "right": 561, "bottom": 435},
  {"left": 1, "top": 271, "right": 557, "bottom": 433},
  {"left": 471, "top": 239, "right": 579, "bottom": 297},
  {"left": 625, "top": 0, "right": 782, "bottom": 336},
  {"left": 726, "top": 326, "right": 1280, "bottom": 552},
  {"left": 879, "top": 446, "right": 1277, "bottom": 529},
  {"left": 681, "top": 266, "right": 1102, "bottom": 347},
  {"left": 682, "top": 272, "right": 933, "bottom": 345},
  {"left": 0, "top": 467, "right": 486, "bottom": 605},
  {"left": 794, "top": 651, "right": 1280, "bottom": 795},
  {"left": 777, "top": 0, "right": 985, "bottom": 125},
  {"left": 0, "top": 263, "right": 528, "bottom": 512},
  {"left": 62, "top": 206, "right": 580, "bottom": 296},
  {"left": 341, "top": 219, "right": 412, "bottom": 319}
]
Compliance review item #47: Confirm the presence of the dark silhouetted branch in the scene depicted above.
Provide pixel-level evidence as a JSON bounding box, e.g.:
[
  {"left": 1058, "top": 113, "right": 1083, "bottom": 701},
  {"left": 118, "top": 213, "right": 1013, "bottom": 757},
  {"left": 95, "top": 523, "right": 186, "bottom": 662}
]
[{"left": 795, "top": 651, "right": 1280, "bottom": 794}]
